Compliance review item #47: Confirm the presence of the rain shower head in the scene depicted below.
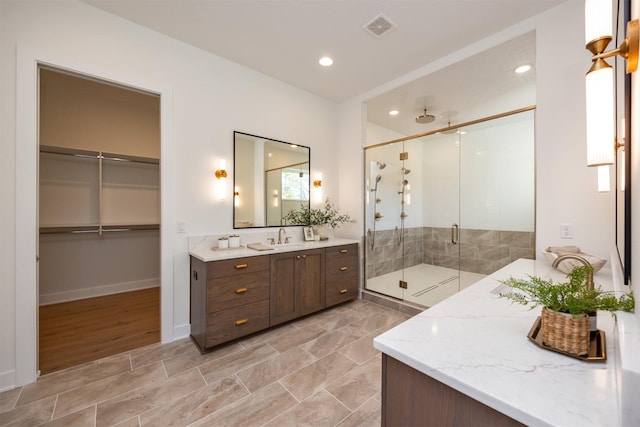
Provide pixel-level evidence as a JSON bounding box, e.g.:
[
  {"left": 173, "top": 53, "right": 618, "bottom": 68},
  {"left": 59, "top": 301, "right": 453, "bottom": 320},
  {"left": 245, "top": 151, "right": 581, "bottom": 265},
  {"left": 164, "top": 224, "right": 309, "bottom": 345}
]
[
  {"left": 376, "top": 161, "right": 386, "bottom": 169},
  {"left": 415, "top": 108, "right": 435, "bottom": 124}
]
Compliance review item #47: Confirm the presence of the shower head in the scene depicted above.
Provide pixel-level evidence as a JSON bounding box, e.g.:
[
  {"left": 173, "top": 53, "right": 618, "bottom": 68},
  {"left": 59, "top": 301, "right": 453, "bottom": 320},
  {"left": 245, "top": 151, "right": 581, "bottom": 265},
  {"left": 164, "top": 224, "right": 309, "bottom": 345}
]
[
  {"left": 375, "top": 175, "right": 382, "bottom": 183},
  {"left": 402, "top": 168, "right": 411, "bottom": 175},
  {"left": 403, "top": 179, "right": 409, "bottom": 186},
  {"left": 415, "top": 108, "right": 435, "bottom": 124},
  {"left": 376, "top": 162, "right": 387, "bottom": 170}
]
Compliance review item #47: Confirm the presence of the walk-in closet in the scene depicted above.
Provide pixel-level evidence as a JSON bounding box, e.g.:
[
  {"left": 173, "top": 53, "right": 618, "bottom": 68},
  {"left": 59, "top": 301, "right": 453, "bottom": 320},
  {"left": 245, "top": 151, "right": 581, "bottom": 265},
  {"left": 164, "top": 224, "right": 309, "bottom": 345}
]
[{"left": 38, "top": 67, "right": 161, "bottom": 374}]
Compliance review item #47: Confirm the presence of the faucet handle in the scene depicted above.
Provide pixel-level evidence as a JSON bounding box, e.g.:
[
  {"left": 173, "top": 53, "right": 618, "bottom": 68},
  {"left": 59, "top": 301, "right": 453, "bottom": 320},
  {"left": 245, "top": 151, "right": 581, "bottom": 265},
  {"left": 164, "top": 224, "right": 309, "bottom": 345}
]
[
  {"left": 267, "top": 237, "right": 275, "bottom": 245},
  {"left": 285, "top": 237, "right": 291, "bottom": 243}
]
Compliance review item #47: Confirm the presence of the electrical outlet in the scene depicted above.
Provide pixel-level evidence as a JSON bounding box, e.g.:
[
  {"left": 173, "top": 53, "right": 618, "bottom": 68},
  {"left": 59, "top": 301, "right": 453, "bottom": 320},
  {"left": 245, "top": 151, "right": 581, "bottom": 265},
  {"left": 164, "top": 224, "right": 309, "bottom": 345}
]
[
  {"left": 177, "top": 221, "right": 186, "bottom": 233},
  {"left": 560, "top": 223, "right": 573, "bottom": 239}
]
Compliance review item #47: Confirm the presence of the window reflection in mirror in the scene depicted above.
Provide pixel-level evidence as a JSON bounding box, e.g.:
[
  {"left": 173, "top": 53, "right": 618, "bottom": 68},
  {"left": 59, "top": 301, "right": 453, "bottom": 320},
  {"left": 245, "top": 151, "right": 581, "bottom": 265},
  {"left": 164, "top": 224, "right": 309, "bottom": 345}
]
[{"left": 234, "top": 131, "right": 310, "bottom": 228}]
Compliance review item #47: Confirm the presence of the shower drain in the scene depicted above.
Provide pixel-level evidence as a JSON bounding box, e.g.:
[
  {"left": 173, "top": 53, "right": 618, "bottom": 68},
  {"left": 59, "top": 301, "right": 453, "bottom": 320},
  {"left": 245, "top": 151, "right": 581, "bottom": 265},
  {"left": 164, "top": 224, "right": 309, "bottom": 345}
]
[{"left": 412, "top": 276, "right": 460, "bottom": 297}]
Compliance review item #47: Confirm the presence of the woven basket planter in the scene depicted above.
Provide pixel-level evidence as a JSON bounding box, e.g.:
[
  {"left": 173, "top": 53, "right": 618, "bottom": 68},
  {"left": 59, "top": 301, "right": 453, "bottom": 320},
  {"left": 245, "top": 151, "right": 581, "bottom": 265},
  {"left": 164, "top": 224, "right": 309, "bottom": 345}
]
[{"left": 540, "top": 307, "right": 590, "bottom": 356}]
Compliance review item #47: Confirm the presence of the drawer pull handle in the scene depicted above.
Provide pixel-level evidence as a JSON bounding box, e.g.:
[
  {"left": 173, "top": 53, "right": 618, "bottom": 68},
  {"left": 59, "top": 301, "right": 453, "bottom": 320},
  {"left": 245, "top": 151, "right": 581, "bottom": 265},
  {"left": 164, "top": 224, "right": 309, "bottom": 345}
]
[
  {"left": 235, "top": 318, "right": 249, "bottom": 326},
  {"left": 340, "top": 249, "right": 348, "bottom": 253},
  {"left": 234, "top": 263, "right": 248, "bottom": 269},
  {"left": 339, "top": 289, "right": 348, "bottom": 294},
  {"left": 339, "top": 266, "right": 348, "bottom": 271},
  {"left": 235, "top": 287, "right": 248, "bottom": 294}
]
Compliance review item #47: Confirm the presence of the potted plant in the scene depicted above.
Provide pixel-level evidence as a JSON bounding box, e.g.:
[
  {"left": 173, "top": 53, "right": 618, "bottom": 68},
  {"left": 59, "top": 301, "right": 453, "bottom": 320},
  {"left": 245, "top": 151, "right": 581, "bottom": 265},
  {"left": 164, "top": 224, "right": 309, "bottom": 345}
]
[
  {"left": 283, "top": 198, "right": 354, "bottom": 239},
  {"left": 500, "top": 266, "right": 634, "bottom": 356}
]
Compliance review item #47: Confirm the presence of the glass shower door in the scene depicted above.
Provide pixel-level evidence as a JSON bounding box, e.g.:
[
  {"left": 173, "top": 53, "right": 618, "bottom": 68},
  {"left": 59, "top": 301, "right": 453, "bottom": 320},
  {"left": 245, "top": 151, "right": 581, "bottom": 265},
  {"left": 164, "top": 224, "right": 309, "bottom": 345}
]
[
  {"left": 364, "top": 141, "right": 407, "bottom": 301},
  {"left": 413, "top": 132, "right": 461, "bottom": 306}
]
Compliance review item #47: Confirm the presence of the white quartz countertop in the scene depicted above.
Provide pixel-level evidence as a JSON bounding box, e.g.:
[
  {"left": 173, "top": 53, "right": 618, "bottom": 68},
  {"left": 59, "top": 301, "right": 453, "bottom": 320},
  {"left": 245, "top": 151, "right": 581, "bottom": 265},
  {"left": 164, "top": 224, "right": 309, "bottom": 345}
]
[
  {"left": 189, "top": 237, "right": 359, "bottom": 262},
  {"left": 374, "top": 258, "right": 621, "bottom": 427}
]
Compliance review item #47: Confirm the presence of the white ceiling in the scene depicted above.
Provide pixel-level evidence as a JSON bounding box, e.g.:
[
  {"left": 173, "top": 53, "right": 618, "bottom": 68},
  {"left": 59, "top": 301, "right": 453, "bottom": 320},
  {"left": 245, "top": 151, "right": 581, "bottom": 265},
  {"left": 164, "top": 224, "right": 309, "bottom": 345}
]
[
  {"left": 82, "top": 0, "right": 563, "bottom": 105},
  {"left": 366, "top": 30, "right": 537, "bottom": 136}
]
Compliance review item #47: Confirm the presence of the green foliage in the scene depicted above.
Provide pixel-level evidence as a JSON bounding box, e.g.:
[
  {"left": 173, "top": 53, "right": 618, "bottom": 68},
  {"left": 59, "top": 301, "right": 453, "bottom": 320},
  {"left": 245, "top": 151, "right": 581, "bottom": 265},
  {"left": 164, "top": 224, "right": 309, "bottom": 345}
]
[
  {"left": 500, "top": 266, "right": 634, "bottom": 316},
  {"left": 283, "top": 198, "right": 355, "bottom": 228}
]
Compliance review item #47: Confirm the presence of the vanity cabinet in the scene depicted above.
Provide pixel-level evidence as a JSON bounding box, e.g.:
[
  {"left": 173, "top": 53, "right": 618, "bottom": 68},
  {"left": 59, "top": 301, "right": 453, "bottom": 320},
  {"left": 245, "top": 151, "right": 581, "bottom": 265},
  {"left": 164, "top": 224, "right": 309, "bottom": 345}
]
[
  {"left": 190, "top": 255, "right": 270, "bottom": 351},
  {"left": 325, "top": 244, "right": 358, "bottom": 307},
  {"left": 270, "top": 248, "right": 325, "bottom": 326},
  {"left": 382, "top": 354, "right": 524, "bottom": 427},
  {"left": 190, "top": 242, "right": 359, "bottom": 352}
]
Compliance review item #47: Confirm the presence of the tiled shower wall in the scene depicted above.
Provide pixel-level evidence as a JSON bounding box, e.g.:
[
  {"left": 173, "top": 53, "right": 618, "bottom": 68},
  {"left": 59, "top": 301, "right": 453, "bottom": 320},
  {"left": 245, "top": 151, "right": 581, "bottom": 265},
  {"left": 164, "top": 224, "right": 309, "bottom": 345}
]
[{"left": 366, "top": 226, "right": 535, "bottom": 279}]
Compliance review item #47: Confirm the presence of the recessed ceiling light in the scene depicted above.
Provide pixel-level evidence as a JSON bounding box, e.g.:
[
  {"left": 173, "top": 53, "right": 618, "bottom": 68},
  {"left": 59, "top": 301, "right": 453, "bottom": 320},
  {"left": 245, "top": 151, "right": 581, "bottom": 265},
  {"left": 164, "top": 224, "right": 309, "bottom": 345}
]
[
  {"left": 514, "top": 64, "right": 532, "bottom": 74},
  {"left": 389, "top": 110, "right": 399, "bottom": 116},
  {"left": 319, "top": 56, "right": 333, "bottom": 67}
]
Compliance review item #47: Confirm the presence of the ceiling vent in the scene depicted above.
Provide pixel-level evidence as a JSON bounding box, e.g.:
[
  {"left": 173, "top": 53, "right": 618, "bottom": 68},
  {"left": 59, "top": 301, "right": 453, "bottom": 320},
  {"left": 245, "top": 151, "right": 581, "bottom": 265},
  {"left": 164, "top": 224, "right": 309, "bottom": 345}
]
[{"left": 364, "top": 14, "right": 396, "bottom": 38}]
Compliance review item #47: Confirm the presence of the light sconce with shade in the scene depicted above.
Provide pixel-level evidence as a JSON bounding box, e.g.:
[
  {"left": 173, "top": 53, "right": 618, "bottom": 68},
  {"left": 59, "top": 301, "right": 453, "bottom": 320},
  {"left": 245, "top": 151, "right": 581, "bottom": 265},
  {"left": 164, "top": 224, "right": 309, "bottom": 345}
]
[
  {"left": 313, "top": 173, "right": 323, "bottom": 203},
  {"left": 234, "top": 186, "right": 240, "bottom": 206},
  {"left": 584, "top": 0, "right": 638, "bottom": 169},
  {"left": 215, "top": 159, "right": 227, "bottom": 200}
]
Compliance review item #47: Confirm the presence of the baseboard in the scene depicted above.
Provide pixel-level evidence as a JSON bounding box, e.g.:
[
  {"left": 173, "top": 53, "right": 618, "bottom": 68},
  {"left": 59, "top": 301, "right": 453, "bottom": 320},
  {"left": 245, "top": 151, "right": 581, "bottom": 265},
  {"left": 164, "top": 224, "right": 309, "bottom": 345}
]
[
  {"left": 0, "top": 369, "right": 16, "bottom": 392},
  {"left": 39, "top": 279, "right": 160, "bottom": 306},
  {"left": 172, "top": 323, "right": 191, "bottom": 341}
]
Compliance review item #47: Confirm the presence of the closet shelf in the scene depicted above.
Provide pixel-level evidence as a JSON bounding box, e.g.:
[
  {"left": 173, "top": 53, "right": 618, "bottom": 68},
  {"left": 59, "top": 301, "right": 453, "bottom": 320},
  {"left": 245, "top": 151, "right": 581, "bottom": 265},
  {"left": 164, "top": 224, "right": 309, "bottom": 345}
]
[
  {"left": 40, "top": 145, "right": 159, "bottom": 165},
  {"left": 40, "top": 223, "right": 160, "bottom": 234}
]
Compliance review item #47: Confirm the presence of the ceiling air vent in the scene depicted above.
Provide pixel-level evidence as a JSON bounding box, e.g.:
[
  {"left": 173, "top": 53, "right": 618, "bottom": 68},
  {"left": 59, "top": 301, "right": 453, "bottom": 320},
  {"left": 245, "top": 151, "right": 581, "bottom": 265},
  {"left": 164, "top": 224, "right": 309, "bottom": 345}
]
[{"left": 363, "top": 14, "right": 396, "bottom": 38}]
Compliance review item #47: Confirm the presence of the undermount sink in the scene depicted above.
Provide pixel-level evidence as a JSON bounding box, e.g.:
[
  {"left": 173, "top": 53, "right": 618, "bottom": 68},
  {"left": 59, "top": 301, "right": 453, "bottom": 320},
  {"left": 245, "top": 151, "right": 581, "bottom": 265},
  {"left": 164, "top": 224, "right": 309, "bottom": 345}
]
[
  {"left": 246, "top": 242, "right": 307, "bottom": 251},
  {"left": 270, "top": 243, "right": 305, "bottom": 248}
]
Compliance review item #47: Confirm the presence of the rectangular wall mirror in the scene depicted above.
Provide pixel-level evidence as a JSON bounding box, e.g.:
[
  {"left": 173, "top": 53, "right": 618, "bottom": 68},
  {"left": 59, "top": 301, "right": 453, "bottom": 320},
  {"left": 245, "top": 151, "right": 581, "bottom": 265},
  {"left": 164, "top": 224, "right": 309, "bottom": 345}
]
[{"left": 233, "top": 131, "right": 310, "bottom": 228}]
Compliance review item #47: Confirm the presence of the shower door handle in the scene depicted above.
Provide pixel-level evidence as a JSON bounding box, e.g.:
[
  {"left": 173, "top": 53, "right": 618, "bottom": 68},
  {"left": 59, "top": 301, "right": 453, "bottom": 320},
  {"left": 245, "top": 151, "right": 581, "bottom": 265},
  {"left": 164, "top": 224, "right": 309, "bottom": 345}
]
[{"left": 451, "top": 223, "right": 459, "bottom": 245}]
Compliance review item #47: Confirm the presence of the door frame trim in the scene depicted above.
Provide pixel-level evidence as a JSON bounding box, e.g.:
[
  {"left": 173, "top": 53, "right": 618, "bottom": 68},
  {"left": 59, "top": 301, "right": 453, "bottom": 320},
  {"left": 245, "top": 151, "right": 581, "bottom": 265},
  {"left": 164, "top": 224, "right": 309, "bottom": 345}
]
[{"left": 15, "top": 45, "right": 175, "bottom": 386}]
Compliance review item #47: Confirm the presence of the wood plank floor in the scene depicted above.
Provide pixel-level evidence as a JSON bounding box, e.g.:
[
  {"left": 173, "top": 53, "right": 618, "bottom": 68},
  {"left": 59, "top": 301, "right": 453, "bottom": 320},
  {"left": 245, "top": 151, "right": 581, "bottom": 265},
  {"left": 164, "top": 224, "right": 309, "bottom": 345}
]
[{"left": 39, "top": 287, "right": 160, "bottom": 375}]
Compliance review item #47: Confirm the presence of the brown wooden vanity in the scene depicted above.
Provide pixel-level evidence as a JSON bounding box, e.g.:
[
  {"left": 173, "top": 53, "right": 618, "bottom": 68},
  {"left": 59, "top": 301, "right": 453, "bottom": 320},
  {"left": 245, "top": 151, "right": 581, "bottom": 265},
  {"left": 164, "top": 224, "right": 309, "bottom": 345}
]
[{"left": 189, "top": 242, "right": 358, "bottom": 352}]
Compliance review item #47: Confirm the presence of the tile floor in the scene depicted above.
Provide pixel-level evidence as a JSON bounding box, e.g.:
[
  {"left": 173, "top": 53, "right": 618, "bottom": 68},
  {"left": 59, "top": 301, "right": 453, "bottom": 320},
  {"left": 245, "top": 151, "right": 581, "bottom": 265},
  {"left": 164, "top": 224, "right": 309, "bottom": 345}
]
[{"left": 0, "top": 299, "right": 411, "bottom": 427}]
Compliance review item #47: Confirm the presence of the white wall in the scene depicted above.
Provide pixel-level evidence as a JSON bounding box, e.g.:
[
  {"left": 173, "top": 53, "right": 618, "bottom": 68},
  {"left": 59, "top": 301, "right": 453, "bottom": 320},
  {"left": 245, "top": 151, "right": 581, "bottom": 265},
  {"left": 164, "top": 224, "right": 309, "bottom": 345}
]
[{"left": 0, "top": 0, "right": 337, "bottom": 389}]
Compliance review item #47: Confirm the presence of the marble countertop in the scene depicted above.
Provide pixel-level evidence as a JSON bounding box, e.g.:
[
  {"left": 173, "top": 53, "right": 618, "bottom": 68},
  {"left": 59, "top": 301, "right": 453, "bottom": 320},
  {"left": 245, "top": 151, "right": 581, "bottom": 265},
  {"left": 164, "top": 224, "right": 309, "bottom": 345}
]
[
  {"left": 189, "top": 237, "right": 359, "bottom": 262},
  {"left": 374, "top": 258, "right": 621, "bottom": 427}
]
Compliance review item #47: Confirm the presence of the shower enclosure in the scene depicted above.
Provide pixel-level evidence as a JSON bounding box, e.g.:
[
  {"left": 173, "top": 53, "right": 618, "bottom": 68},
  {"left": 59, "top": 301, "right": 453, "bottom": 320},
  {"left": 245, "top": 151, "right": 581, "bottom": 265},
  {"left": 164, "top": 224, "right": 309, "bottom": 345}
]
[{"left": 364, "top": 108, "right": 535, "bottom": 308}]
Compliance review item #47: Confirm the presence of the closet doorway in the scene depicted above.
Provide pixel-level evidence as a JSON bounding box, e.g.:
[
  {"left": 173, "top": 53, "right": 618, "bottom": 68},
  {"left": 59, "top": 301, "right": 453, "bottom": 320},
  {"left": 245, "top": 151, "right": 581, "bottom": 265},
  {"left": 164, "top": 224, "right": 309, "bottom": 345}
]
[{"left": 38, "top": 67, "right": 161, "bottom": 374}]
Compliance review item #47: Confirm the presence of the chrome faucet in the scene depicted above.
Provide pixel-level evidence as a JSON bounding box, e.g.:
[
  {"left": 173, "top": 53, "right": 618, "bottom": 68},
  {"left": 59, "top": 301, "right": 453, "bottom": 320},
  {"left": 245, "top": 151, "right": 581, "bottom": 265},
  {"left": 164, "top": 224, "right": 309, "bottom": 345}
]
[
  {"left": 278, "top": 228, "right": 286, "bottom": 245},
  {"left": 552, "top": 254, "right": 594, "bottom": 290}
]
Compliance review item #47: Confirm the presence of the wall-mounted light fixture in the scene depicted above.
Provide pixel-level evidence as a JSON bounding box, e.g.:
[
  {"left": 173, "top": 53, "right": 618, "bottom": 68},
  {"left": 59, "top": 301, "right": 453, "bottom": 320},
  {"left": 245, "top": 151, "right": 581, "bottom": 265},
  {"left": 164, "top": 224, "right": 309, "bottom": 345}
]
[
  {"left": 598, "top": 165, "right": 611, "bottom": 192},
  {"left": 215, "top": 159, "right": 227, "bottom": 200},
  {"left": 313, "top": 173, "right": 323, "bottom": 203},
  {"left": 584, "top": 0, "right": 638, "bottom": 167}
]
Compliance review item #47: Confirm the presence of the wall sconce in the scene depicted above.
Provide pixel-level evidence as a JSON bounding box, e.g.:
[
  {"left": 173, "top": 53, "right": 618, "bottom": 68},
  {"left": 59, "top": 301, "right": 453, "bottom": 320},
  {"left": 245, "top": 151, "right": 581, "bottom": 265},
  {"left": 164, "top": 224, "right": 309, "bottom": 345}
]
[
  {"left": 215, "top": 159, "right": 227, "bottom": 200},
  {"left": 313, "top": 173, "right": 323, "bottom": 203},
  {"left": 584, "top": 0, "right": 638, "bottom": 166},
  {"left": 598, "top": 165, "right": 611, "bottom": 192}
]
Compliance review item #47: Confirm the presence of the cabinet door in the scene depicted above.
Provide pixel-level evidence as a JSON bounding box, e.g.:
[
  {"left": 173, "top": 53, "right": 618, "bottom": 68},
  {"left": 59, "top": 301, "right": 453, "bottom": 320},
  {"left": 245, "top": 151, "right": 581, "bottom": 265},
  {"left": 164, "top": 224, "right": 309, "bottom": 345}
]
[
  {"left": 190, "top": 257, "right": 208, "bottom": 350},
  {"left": 270, "top": 252, "right": 299, "bottom": 326},
  {"left": 299, "top": 248, "right": 325, "bottom": 316}
]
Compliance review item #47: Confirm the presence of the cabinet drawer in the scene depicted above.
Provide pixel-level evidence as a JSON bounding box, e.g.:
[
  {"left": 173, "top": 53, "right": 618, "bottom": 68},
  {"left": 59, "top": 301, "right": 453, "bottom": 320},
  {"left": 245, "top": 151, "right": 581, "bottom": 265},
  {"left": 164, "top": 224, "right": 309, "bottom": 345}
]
[
  {"left": 207, "top": 255, "right": 269, "bottom": 279},
  {"left": 326, "top": 279, "right": 358, "bottom": 306},
  {"left": 326, "top": 245, "right": 358, "bottom": 272},
  {"left": 205, "top": 299, "right": 269, "bottom": 348},
  {"left": 207, "top": 271, "right": 270, "bottom": 312}
]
